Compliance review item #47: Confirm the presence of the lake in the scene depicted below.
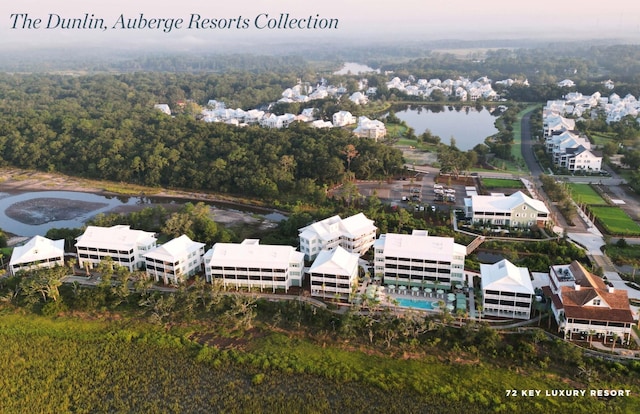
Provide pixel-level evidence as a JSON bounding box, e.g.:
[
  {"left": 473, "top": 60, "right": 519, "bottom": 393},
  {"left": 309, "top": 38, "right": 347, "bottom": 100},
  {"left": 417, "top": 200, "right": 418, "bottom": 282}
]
[
  {"left": 394, "top": 105, "right": 499, "bottom": 151},
  {"left": 0, "top": 191, "right": 286, "bottom": 238}
]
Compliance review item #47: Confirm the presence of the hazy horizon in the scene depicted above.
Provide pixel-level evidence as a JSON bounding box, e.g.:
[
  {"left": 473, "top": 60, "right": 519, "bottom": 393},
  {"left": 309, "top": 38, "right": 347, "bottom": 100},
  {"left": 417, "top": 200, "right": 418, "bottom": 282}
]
[{"left": 3, "top": 0, "right": 640, "bottom": 52}]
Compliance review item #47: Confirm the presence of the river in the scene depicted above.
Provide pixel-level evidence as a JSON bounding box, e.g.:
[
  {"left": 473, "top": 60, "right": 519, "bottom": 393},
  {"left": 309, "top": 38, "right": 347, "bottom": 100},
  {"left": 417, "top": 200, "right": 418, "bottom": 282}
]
[{"left": 0, "top": 190, "right": 286, "bottom": 237}]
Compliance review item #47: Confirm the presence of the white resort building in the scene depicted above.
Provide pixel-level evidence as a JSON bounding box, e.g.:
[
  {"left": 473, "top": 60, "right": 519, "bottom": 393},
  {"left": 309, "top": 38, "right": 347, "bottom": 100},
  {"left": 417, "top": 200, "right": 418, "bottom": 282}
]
[
  {"left": 203, "top": 239, "right": 305, "bottom": 292},
  {"left": 309, "top": 246, "right": 360, "bottom": 301},
  {"left": 373, "top": 230, "right": 466, "bottom": 289},
  {"left": 75, "top": 225, "right": 157, "bottom": 272},
  {"left": 143, "top": 235, "right": 206, "bottom": 285},
  {"left": 9, "top": 235, "right": 65, "bottom": 276},
  {"left": 299, "top": 213, "right": 377, "bottom": 261},
  {"left": 480, "top": 259, "right": 534, "bottom": 320},
  {"left": 464, "top": 191, "right": 550, "bottom": 228}
]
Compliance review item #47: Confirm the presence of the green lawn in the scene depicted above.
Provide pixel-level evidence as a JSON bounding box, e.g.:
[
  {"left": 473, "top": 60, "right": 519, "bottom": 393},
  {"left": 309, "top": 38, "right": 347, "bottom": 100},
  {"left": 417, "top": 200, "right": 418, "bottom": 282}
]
[
  {"left": 511, "top": 105, "right": 541, "bottom": 163},
  {"left": 589, "top": 131, "right": 618, "bottom": 146},
  {"left": 568, "top": 183, "right": 608, "bottom": 205},
  {"left": 481, "top": 178, "right": 524, "bottom": 189},
  {"left": 589, "top": 206, "right": 640, "bottom": 236},
  {"left": 604, "top": 243, "right": 640, "bottom": 267}
]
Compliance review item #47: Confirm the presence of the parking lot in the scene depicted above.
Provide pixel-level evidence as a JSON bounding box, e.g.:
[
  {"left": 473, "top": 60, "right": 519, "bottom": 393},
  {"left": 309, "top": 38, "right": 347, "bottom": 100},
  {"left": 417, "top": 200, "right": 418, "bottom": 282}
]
[{"left": 355, "top": 169, "right": 476, "bottom": 214}]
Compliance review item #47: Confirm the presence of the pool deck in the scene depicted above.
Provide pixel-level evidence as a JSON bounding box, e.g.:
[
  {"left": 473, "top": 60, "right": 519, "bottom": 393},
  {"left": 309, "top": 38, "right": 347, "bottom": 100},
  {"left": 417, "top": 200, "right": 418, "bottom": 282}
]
[{"left": 357, "top": 271, "right": 480, "bottom": 318}]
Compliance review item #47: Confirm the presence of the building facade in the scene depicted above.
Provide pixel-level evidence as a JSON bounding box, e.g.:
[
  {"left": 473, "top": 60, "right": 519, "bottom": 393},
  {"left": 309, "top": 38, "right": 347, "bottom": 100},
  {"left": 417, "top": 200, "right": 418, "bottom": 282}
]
[
  {"left": 299, "top": 213, "right": 377, "bottom": 261},
  {"left": 75, "top": 225, "right": 157, "bottom": 272},
  {"left": 545, "top": 261, "right": 635, "bottom": 344},
  {"left": 481, "top": 259, "right": 534, "bottom": 320},
  {"left": 143, "top": 235, "right": 206, "bottom": 285},
  {"left": 309, "top": 246, "right": 360, "bottom": 301},
  {"left": 9, "top": 236, "right": 65, "bottom": 276},
  {"left": 373, "top": 230, "right": 466, "bottom": 289},
  {"left": 464, "top": 191, "right": 550, "bottom": 228},
  {"left": 203, "top": 239, "right": 304, "bottom": 292}
]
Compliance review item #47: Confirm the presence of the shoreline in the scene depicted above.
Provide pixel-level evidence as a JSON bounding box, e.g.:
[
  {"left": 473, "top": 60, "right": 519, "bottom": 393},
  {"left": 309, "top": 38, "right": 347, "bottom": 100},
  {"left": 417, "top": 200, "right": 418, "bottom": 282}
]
[
  {"left": 0, "top": 167, "right": 287, "bottom": 215},
  {"left": 0, "top": 168, "right": 288, "bottom": 241}
]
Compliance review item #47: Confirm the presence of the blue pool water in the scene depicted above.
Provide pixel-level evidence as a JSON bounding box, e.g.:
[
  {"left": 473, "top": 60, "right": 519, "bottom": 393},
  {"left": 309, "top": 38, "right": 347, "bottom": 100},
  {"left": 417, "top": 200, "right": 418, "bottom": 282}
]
[{"left": 396, "top": 297, "right": 436, "bottom": 310}]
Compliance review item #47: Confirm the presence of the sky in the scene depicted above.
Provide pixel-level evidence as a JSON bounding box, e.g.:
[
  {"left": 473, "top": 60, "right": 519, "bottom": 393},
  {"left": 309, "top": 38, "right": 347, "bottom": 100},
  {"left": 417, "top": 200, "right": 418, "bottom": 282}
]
[{"left": 2, "top": 0, "right": 640, "bottom": 51}]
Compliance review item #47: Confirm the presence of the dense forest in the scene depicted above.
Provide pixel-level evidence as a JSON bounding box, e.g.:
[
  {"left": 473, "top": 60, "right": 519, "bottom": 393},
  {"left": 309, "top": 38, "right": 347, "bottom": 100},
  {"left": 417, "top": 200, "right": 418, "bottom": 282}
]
[
  {"left": 3, "top": 43, "right": 640, "bottom": 205},
  {"left": 0, "top": 72, "right": 404, "bottom": 203}
]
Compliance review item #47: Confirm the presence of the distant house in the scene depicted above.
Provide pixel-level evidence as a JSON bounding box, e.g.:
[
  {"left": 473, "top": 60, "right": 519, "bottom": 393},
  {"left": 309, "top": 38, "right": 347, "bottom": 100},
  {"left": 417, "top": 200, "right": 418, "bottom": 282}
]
[
  {"left": 143, "top": 235, "right": 205, "bottom": 285},
  {"left": 481, "top": 259, "right": 534, "bottom": 320},
  {"left": 260, "top": 113, "right": 296, "bottom": 128},
  {"left": 9, "top": 236, "right": 65, "bottom": 276},
  {"left": 299, "top": 213, "right": 377, "bottom": 261},
  {"left": 544, "top": 261, "right": 635, "bottom": 344},
  {"left": 311, "top": 120, "right": 334, "bottom": 129},
  {"left": 309, "top": 246, "right": 360, "bottom": 301},
  {"left": 353, "top": 116, "right": 386, "bottom": 140},
  {"left": 207, "top": 100, "right": 226, "bottom": 109},
  {"left": 557, "top": 79, "right": 575, "bottom": 88},
  {"left": 544, "top": 126, "right": 602, "bottom": 172},
  {"left": 203, "top": 239, "right": 304, "bottom": 292},
  {"left": 297, "top": 108, "right": 317, "bottom": 122},
  {"left": 154, "top": 104, "right": 171, "bottom": 115},
  {"left": 349, "top": 92, "right": 368, "bottom": 105},
  {"left": 464, "top": 191, "right": 550, "bottom": 228},
  {"left": 562, "top": 146, "right": 602, "bottom": 173},
  {"left": 542, "top": 114, "right": 576, "bottom": 138},
  {"left": 332, "top": 111, "right": 355, "bottom": 127},
  {"left": 75, "top": 225, "right": 157, "bottom": 272}
]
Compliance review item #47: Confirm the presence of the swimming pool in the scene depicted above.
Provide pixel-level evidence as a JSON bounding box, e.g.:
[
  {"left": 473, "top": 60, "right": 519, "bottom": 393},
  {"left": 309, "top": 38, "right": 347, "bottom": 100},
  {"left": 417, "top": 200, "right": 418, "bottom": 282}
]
[{"left": 395, "top": 297, "right": 437, "bottom": 310}]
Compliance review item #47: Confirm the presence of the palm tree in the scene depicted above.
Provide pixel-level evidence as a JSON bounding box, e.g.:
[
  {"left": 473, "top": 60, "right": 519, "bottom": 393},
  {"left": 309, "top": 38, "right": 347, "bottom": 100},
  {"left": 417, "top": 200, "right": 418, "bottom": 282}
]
[
  {"left": 455, "top": 307, "right": 467, "bottom": 324},
  {"left": 67, "top": 257, "right": 77, "bottom": 275},
  {"left": 611, "top": 333, "right": 619, "bottom": 352}
]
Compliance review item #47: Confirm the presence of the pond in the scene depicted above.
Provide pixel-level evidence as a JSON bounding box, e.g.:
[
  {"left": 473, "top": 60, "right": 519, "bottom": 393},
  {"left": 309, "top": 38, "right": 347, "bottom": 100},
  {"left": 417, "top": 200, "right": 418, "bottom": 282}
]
[
  {"left": 394, "top": 104, "right": 499, "bottom": 151},
  {"left": 0, "top": 191, "right": 286, "bottom": 237}
]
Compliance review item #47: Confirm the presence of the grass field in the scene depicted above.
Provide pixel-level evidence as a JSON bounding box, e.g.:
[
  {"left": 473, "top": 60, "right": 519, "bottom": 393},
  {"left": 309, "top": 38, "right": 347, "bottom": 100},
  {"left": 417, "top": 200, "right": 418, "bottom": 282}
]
[
  {"left": 589, "top": 206, "right": 640, "bottom": 236},
  {"left": 568, "top": 183, "right": 608, "bottom": 205},
  {"left": 510, "top": 105, "right": 541, "bottom": 163},
  {"left": 481, "top": 178, "right": 524, "bottom": 189},
  {"left": 604, "top": 244, "right": 640, "bottom": 267},
  {"left": 0, "top": 311, "right": 638, "bottom": 413},
  {"left": 589, "top": 131, "right": 618, "bottom": 146}
]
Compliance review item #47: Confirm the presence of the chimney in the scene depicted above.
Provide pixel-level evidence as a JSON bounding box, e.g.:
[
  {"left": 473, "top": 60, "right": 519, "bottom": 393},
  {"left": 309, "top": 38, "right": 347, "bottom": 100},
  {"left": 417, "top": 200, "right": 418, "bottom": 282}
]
[
  {"left": 574, "top": 284, "right": 581, "bottom": 291},
  {"left": 608, "top": 286, "right": 614, "bottom": 293}
]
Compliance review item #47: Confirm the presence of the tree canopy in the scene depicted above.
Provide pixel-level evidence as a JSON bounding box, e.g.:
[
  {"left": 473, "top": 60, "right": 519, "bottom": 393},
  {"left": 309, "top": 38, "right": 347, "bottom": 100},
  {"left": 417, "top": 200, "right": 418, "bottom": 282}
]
[{"left": 0, "top": 72, "right": 404, "bottom": 203}]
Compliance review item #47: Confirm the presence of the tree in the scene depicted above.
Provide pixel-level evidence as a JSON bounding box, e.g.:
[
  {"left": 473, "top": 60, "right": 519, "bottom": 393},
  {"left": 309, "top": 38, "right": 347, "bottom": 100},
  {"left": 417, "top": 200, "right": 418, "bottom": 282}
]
[
  {"left": 223, "top": 294, "right": 258, "bottom": 332},
  {"left": 110, "top": 266, "right": 132, "bottom": 307},
  {"left": 19, "top": 267, "right": 66, "bottom": 304},
  {"left": 342, "top": 144, "right": 359, "bottom": 172},
  {"left": 139, "top": 293, "right": 176, "bottom": 326},
  {"left": 611, "top": 333, "right": 619, "bottom": 352},
  {"left": 437, "top": 146, "right": 472, "bottom": 178}
]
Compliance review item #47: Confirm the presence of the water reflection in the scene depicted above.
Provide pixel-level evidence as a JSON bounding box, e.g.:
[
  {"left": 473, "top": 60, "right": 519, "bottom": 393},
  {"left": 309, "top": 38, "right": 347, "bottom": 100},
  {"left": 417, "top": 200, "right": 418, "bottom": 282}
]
[
  {"left": 393, "top": 104, "right": 499, "bottom": 151},
  {"left": 0, "top": 191, "right": 285, "bottom": 237}
]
